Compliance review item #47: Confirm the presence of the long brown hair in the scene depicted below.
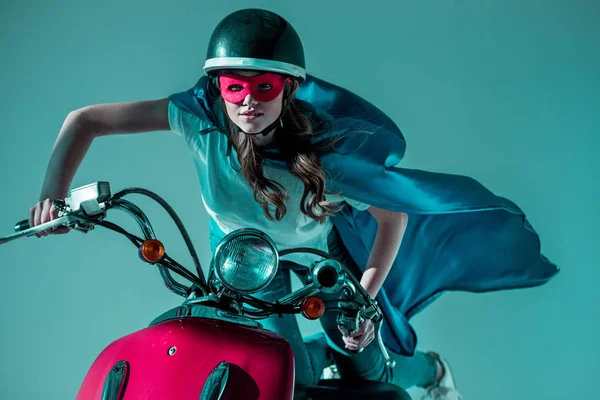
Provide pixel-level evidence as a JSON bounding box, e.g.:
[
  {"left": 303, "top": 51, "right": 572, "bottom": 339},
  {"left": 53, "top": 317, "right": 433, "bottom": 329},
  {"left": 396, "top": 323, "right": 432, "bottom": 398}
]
[{"left": 212, "top": 81, "right": 345, "bottom": 223}]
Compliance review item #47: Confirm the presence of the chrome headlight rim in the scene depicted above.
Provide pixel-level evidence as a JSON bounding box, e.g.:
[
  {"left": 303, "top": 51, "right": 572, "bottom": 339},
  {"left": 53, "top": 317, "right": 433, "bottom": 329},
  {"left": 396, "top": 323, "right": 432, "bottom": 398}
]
[{"left": 213, "top": 228, "right": 279, "bottom": 294}]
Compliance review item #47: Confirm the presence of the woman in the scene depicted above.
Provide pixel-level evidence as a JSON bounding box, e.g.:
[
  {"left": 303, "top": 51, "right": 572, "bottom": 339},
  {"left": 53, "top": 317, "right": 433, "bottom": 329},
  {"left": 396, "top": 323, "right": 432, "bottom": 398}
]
[{"left": 29, "top": 8, "right": 558, "bottom": 400}]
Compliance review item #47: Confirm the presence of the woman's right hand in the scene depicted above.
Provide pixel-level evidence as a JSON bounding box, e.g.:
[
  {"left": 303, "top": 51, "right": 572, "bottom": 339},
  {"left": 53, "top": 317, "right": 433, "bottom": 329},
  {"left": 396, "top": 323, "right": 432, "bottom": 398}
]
[{"left": 28, "top": 198, "right": 71, "bottom": 237}]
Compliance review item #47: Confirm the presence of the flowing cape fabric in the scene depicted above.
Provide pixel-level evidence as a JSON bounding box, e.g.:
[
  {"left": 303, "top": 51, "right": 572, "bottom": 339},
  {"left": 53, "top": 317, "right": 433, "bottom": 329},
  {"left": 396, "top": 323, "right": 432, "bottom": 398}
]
[{"left": 168, "top": 74, "right": 559, "bottom": 355}]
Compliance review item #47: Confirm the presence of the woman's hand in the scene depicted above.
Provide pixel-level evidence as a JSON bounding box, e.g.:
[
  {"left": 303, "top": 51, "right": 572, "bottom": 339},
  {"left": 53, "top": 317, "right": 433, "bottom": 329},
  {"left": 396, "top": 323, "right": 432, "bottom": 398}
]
[
  {"left": 29, "top": 198, "right": 71, "bottom": 237},
  {"left": 338, "top": 319, "right": 375, "bottom": 351}
]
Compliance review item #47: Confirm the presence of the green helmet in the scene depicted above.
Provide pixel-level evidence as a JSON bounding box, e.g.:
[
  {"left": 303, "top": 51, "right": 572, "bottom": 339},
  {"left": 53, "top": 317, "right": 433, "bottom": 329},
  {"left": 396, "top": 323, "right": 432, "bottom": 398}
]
[{"left": 203, "top": 9, "right": 306, "bottom": 81}]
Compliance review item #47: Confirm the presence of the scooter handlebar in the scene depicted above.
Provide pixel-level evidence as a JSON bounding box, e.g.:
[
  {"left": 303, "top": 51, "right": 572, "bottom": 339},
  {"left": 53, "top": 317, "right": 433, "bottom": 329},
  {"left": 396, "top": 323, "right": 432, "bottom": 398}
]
[
  {"left": 15, "top": 219, "right": 29, "bottom": 232},
  {"left": 0, "top": 215, "right": 88, "bottom": 245}
]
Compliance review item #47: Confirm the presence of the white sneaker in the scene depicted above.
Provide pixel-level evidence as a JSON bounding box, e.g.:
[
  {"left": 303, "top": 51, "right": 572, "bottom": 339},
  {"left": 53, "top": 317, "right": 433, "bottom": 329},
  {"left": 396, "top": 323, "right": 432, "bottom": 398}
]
[{"left": 420, "top": 352, "right": 462, "bottom": 400}]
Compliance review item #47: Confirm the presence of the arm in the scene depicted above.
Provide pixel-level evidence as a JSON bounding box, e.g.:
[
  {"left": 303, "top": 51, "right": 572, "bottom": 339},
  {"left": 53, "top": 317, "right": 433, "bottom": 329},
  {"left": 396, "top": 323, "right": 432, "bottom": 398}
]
[
  {"left": 359, "top": 206, "right": 409, "bottom": 298},
  {"left": 39, "top": 99, "right": 171, "bottom": 199},
  {"left": 32, "top": 98, "right": 171, "bottom": 233},
  {"left": 341, "top": 206, "right": 408, "bottom": 351}
]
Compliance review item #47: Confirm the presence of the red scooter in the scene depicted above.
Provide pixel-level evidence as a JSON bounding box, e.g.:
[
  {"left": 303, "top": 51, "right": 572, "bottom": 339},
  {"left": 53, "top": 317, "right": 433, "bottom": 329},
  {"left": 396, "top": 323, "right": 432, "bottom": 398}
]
[{"left": 1, "top": 182, "right": 410, "bottom": 400}]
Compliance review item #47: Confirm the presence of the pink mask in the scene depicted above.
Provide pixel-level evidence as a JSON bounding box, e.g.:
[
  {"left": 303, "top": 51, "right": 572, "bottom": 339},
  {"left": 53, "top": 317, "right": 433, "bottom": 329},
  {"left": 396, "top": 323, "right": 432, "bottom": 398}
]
[{"left": 219, "top": 73, "right": 290, "bottom": 103}]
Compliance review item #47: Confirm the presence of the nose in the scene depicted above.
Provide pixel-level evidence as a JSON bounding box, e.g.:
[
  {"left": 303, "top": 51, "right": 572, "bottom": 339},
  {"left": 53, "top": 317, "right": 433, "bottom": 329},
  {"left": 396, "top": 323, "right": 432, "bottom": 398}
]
[{"left": 242, "top": 93, "right": 258, "bottom": 106}]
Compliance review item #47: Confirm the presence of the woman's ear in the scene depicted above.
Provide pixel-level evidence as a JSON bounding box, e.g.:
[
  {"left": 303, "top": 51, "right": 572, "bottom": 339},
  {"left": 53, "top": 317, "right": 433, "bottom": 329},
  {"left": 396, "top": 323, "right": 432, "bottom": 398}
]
[{"left": 283, "top": 79, "right": 300, "bottom": 99}]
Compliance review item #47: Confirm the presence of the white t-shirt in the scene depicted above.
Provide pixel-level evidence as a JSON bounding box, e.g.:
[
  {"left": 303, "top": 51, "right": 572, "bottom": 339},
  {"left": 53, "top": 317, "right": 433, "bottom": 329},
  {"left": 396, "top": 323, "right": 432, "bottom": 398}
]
[{"left": 168, "top": 101, "right": 370, "bottom": 266}]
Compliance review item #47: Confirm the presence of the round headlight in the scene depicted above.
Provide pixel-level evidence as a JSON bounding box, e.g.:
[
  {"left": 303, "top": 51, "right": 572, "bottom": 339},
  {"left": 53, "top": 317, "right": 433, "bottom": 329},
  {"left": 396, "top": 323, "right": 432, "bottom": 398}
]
[{"left": 213, "top": 229, "right": 279, "bottom": 294}]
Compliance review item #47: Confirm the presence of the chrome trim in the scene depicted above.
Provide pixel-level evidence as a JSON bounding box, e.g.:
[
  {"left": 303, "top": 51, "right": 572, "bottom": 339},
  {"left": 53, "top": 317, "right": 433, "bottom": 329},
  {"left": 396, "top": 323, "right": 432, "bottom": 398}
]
[
  {"left": 149, "top": 304, "right": 263, "bottom": 329},
  {"left": 110, "top": 200, "right": 156, "bottom": 238},
  {"left": 376, "top": 322, "right": 396, "bottom": 369},
  {"left": 311, "top": 259, "right": 346, "bottom": 294},
  {"left": 1, "top": 215, "right": 90, "bottom": 244},
  {"left": 183, "top": 294, "right": 221, "bottom": 306},
  {"left": 111, "top": 199, "right": 189, "bottom": 298},
  {"left": 101, "top": 360, "right": 129, "bottom": 400},
  {"left": 199, "top": 361, "right": 229, "bottom": 400},
  {"left": 204, "top": 57, "right": 306, "bottom": 79},
  {"left": 277, "top": 282, "right": 319, "bottom": 305}
]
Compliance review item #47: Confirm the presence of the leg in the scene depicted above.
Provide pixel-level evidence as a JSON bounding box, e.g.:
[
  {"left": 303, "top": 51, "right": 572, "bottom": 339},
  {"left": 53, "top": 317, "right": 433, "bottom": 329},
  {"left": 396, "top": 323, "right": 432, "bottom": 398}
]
[
  {"left": 320, "top": 226, "right": 439, "bottom": 389},
  {"left": 303, "top": 331, "right": 336, "bottom": 378},
  {"left": 315, "top": 292, "right": 438, "bottom": 388}
]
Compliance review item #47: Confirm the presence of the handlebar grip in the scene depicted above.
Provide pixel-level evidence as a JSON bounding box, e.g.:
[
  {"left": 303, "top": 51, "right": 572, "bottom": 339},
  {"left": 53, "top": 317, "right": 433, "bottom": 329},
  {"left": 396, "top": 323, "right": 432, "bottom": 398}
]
[{"left": 15, "top": 219, "right": 30, "bottom": 232}]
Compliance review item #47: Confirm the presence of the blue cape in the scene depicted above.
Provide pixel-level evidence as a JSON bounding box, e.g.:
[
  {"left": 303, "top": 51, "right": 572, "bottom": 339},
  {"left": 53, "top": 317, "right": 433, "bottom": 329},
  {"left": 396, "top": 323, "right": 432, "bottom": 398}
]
[{"left": 168, "top": 74, "right": 559, "bottom": 355}]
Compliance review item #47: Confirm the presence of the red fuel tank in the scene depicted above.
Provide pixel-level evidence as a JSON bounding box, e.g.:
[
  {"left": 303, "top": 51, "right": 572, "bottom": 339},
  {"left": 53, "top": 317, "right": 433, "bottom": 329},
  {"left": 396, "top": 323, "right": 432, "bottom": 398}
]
[{"left": 76, "top": 316, "right": 295, "bottom": 400}]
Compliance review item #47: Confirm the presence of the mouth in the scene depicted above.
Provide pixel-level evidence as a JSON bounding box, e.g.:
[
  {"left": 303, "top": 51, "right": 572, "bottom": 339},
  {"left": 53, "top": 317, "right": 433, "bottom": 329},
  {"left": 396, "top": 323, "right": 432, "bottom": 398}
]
[{"left": 239, "top": 110, "right": 263, "bottom": 121}]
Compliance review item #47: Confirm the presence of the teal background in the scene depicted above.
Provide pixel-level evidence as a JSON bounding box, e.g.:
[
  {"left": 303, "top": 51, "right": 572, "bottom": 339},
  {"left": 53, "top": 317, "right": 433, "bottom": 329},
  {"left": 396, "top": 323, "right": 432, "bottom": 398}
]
[{"left": 0, "top": 0, "right": 597, "bottom": 399}]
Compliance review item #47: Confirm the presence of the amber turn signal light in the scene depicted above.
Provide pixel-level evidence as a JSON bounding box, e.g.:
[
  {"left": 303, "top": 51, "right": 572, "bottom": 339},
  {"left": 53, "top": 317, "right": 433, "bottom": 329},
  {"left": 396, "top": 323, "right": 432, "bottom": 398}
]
[
  {"left": 139, "top": 239, "right": 165, "bottom": 263},
  {"left": 301, "top": 296, "right": 325, "bottom": 320}
]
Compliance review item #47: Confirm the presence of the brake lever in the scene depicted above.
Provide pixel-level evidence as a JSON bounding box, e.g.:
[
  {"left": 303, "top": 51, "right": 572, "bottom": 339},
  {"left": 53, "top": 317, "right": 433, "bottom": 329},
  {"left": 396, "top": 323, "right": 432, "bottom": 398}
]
[
  {"left": 337, "top": 306, "right": 368, "bottom": 353},
  {"left": 337, "top": 310, "right": 362, "bottom": 334},
  {"left": 337, "top": 299, "right": 390, "bottom": 362},
  {"left": 0, "top": 214, "right": 94, "bottom": 245}
]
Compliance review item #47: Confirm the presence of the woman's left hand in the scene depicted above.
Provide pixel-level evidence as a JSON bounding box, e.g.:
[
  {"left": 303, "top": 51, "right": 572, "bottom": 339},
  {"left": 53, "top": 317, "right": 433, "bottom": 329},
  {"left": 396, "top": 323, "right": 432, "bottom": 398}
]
[{"left": 338, "top": 319, "right": 375, "bottom": 351}]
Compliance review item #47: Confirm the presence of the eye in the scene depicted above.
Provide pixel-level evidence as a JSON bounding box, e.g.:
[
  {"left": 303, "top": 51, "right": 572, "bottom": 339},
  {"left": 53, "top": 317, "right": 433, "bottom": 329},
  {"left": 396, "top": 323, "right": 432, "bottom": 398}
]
[
  {"left": 256, "top": 83, "right": 273, "bottom": 92},
  {"left": 227, "top": 84, "right": 244, "bottom": 92}
]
